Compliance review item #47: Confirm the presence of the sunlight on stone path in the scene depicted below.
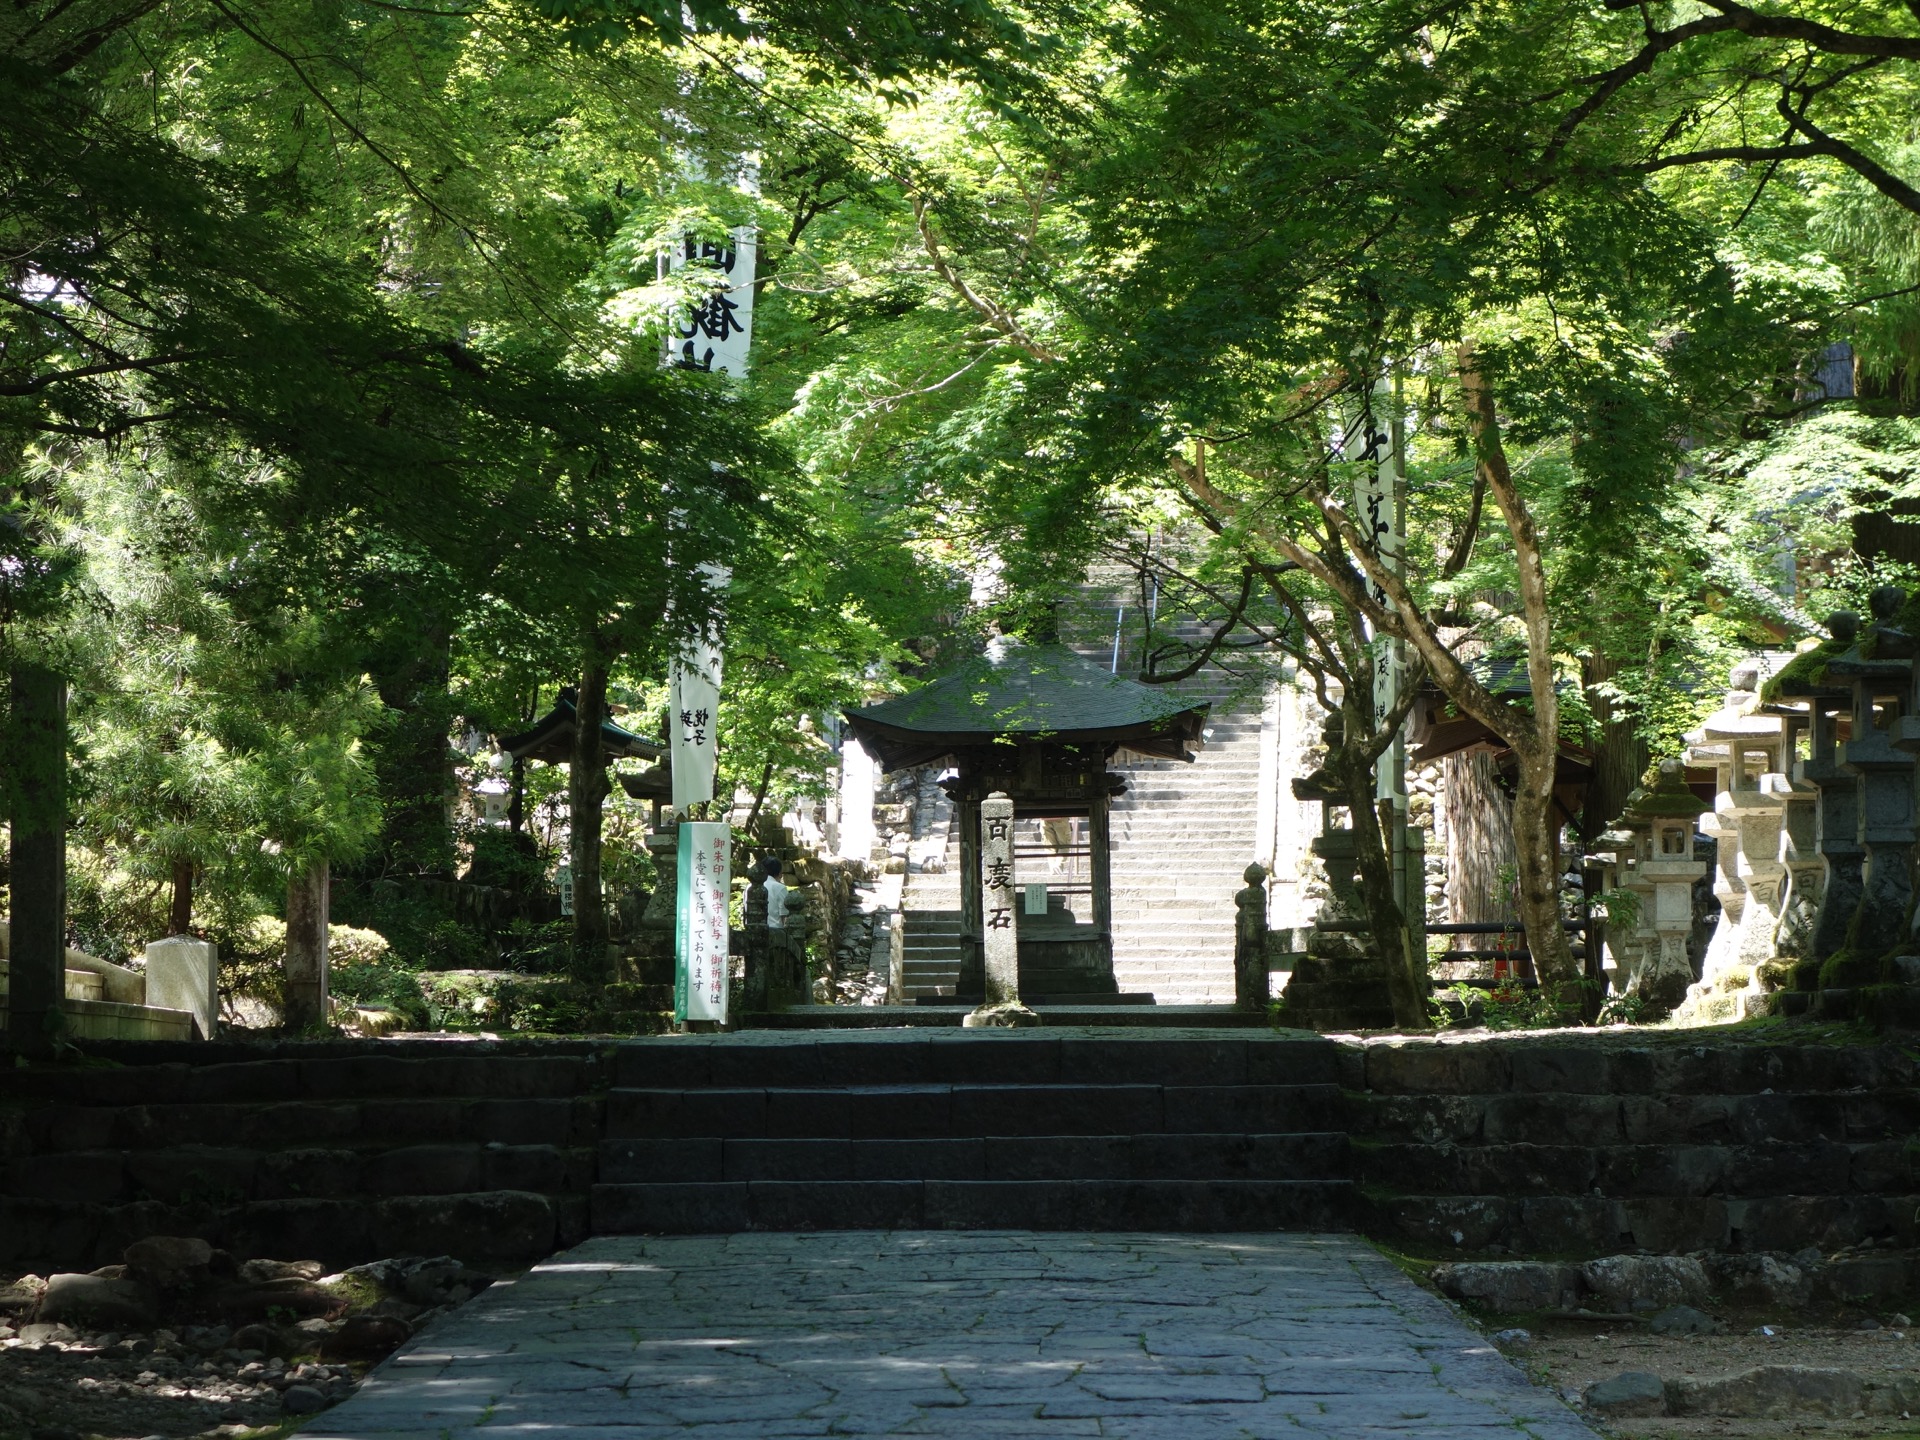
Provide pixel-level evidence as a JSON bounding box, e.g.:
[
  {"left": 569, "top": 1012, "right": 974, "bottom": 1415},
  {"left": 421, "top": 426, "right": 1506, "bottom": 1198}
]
[{"left": 306, "top": 1232, "right": 1597, "bottom": 1439}]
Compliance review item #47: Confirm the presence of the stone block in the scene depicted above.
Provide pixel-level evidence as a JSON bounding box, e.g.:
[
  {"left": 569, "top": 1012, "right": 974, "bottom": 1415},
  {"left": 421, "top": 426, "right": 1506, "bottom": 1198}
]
[
  {"left": 484, "top": 1056, "right": 588, "bottom": 1099},
  {"left": 1816, "top": 1256, "right": 1917, "bottom": 1305},
  {"left": 1595, "top": 1144, "right": 1727, "bottom": 1198},
  {"left": 9, "top": 1150, "right": 127, "bottom": 1202},
  {"left": 1849, "top": 1140, "right": 1917, "bottom": 1193},
  {"left": 1509, "top": 1047, "right": 1612, "bottom": 1094},
  {"left": 846, "top": 1087, "right": 954, "bottom": 1140},
  {"left": 256, "top": 1149, "right": 363, "bottom": 1200},
  {"left": 591, "top": 1181, "right": 749, "bottom": 1233},
  {"left": 1367, "top": 1041, "right": 1510, "bottom": 1094},
  {"left": 599, "top": 1137, "right": 724, "bottom": 1183},
  {"left": 475, "top": 1144, "right": 568, "bottom": 1193},
  {"left": 1371, "top": 1193, "right": 1511, "bottom": 1250},
  {"left": 1513, "top": 1196, "right": 1615, "bottom": 1253},
  {"left": 1583, "top": 1371, "right": 1666, "bottom": 1417},
  {"left": 764, "top": 1087, "right": 851, "bottom": 1139},
  {"left": 1483, "top": 1094, "right": 1622, "bottom": 1146},
  {"left": 1617, "top": 1198, "right": 1729, "bottom": 1252},
  {"left": 1736, "top": 1195, "right": 1853, "bottom": 1252},
  {"left": 359, "top": 1098, "right": 465, "bottom": 1141},
  {"left": 1459, "top": 1144, "right": 1597, "bottom": 1197},
  {"left": 1727, "top": 1141, "right": 1852, "bottom": 1197},
  {"left": 1703, "top": 1252, "right": 1810, "bottom": 1308},
  {"left": 0, "top": 1197, "right": 103, "bottom": 1267},
  {"left": 926, "top": 1034, "right": 1061, "bottom": 1085},
  {"left": 1620, "top": 1094, "right": 1738, "bottom": 1144},
  {"left": 372, "top": 1190, "right": 556, "bottom": 1261},
  {"left": 143, "top": 937, "right": 219, "bottom": 1040},
  {"left": 615, "top": 1041, "right": 711, "bottom": 1089},
  {"left": 1357, "top": 1094, "right": 1486, "bottom": 1144},
  {"left": 181, "top": 1061, "right": 304, "bottom": 1104},
  {"left": 1666, "top": 1365, "right": 1862, "bottom": 1419},
  {"left": 853, "top": 1138, "right": 986, "bottom": 1181},
  {"left": 924, "top": 1179, "right": 1079, "bottom": 1229},
  {"left": 1164, "top": 1084, "right": 1337, "bottom": 1133},
  {"left": 607, "top": 1088, "right": 766, "bottom": 1139},
  {"left": 815, "top": 1038, "right": 932, "bottom": 1087},
  {"left": 463, "top": 1098, "right": 575, "bottom": 1146},
  {"left": 360, "top": 1143, "right": 482, "bottom": 1196},
  {"left": 1431, "top": 1261, "right": 1581, "bottom": 1313},
  {"left": 1582, "top": 1254, "right": 1709, "bottom": 1309},
  {"left": 1733, "top": 1093, "right": 1846, "bottom": 1145},
  {"left": 747, "top": 1179, "right": 923, "bottom": 1229},
  {"left": 1842, "top": 1090, "right": 1920, "bottom": 1141},
  {"left": 26, "top": 1103, "right": 118, "bottom": 1153},
  {"left": 125, "top": 1146, "right": 258, "bottom": 1205},
  {"left": 237, "top": 1102, "right": 360, "bottom": 1148},
  {"left": 222, "top": 1198, "right": 372, "bottom": 1267}
]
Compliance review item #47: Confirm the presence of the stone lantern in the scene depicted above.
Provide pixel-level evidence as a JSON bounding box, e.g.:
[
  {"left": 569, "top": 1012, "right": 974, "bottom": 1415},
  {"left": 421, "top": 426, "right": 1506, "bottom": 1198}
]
[
  {"left": 1624, "top": 760, "right": 1709, "bottom": 1014},
  {"left": 1588, "top": 819, "right": 1649, "bottom": 996}
]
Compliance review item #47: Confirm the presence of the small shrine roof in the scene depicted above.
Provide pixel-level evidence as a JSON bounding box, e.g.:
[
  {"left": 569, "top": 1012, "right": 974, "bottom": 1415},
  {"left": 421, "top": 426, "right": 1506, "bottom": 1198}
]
[
  {"left": 845, "top": 639, "right": 1209, "bottom": 772},
  {"left": 498, "top": 690, "right": 664, "bottom": 766}
]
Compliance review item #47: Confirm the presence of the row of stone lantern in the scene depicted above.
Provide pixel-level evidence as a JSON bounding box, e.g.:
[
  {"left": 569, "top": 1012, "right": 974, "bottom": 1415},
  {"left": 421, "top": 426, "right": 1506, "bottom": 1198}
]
[{"left": 1600, "top": 587, "right": 1920, "bottom": 1024}]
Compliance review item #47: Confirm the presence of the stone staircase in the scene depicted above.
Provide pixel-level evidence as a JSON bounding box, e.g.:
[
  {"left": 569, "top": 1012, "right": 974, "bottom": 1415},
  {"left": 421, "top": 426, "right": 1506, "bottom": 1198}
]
[
  {"left": 591, "top": 1030, "right": 1352, "bottom": 1231},
  {"left": 899, "top": 832, "right": 963, "bottom": 1001},
  {"left": 1108, "top": 696, "right": 1266, "bottom": 1003}
]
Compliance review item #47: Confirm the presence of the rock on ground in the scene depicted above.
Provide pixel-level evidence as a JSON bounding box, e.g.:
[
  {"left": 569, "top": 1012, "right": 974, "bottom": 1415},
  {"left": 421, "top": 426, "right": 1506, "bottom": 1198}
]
[{"left": 1583, "top": 1371, "right": 1667, "bottom": 1417}]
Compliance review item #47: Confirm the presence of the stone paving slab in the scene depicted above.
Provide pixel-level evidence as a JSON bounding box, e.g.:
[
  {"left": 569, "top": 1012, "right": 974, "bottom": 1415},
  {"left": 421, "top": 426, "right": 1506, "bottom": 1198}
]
[{"left": 305, "top": 1232, "right": 1598, "bottom": 1439}]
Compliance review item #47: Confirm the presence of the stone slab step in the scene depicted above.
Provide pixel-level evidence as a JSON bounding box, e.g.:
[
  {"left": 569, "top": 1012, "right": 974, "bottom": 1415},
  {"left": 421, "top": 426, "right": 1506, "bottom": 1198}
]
[
  {"left": 590, "top": 1177, "right": 1354, "bottom": 1233},
  {"left": 610, "top": 1035, "right": 1344, "bottom": 1089},
  {"left": 604, "top": 1083, "right": 1344, "bottom": 1140},
  {"left": 601, "top": 1131, "right": 1348, "bottom": 1183}
]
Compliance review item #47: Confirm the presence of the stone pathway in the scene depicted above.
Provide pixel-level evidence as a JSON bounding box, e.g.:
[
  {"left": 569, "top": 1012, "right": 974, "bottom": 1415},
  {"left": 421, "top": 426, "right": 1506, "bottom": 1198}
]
[{"left": 307, "top": 1232, "right": 1599, "bottom": 1439}]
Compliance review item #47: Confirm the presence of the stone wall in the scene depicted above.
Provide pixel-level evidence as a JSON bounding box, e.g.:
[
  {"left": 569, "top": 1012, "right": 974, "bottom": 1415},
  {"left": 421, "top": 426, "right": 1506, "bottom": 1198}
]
[
  {"left": 4, "top": 1031, "right": 1917, "bottom": 1274},
  {"left": 1353, "top": 1035, "right": 1920, "bottom": 1259},
  {"left": 0, "top": 1040, "right": 606, "bottom": 1272}
]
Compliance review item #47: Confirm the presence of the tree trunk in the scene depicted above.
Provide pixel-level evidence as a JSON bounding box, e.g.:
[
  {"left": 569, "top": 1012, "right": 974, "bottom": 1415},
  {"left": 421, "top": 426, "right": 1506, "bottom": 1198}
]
[
  {"left": 1581, "top": 650, "right": 1646, "bottom": 846},
  {"left": 7, "top": 665, "right": 67, "bottom": 1058},
  {"left": 284, "top": 859, "right": 330, "bottom": 1030},
  {"left": 1339, "top": 716, "right": 1430, "bottom": 1030},
  {"left": 169, "top": 857, "right": 194, "bottom": 936},
  {"left": 368, "top": 611, "right": 456, "bottom": 876},
  {"left": 569, "top": 654, "right": 612, "bottom": 983},
  {"left": 1444, "top": 751, "right": 1517, "bottom": 923},
  {"left": 1509, "top": 743, "right": 1577, "bottom": 1006}
]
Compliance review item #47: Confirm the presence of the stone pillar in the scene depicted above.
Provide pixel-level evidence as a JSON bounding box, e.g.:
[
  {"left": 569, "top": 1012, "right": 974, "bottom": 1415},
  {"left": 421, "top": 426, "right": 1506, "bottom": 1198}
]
[
  {"left": 6, "top": 665, "right": 67, "bottom": 1057},
  {"left": 964, "top": 791, "right": 1037, "bottom": 1027},
  {"left": 1840, "top": 669, "right": 1915, "bottom": 960},
  {"left": 1234, "top": 863, "right": 1270, "bottom": 1011},
  {"left": 1800, "top": 699, "right": 1864, "bottom": 966},
  {"left": 283, "top": 860, "right": 330, "bottom": 1031}
]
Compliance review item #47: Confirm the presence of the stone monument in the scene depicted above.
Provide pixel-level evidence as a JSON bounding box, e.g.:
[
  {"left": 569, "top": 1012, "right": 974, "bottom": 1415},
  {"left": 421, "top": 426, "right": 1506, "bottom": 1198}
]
[
  {"left": 144, "top": 936, "right": 219, "bottom": 1040},
  {"left": 1234, "top": 863, "right": 1271, "bottom": 1011},
  {"left": 963, "top": 791, "right": 1039, "bottom": 1027}
]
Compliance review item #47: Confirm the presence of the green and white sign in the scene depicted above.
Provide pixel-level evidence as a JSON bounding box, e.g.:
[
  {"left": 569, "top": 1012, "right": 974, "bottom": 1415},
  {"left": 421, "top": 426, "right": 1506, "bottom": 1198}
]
[{"left": 674, "top": 820, "right": 731, "bottom": 1023}]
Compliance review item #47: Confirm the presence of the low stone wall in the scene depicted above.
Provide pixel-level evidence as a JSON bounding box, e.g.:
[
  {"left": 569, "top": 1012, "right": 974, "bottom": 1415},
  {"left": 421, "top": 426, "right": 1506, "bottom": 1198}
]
[
  {"left": 4, "top": 1029, "right": 1917, "bottom": 1274},
  {"left": 0, "top": 1040, "right": 607, "bottom": 1271},
  {"left": 1351, "top": 1034, "right": 1920, "bottom": 1258}
]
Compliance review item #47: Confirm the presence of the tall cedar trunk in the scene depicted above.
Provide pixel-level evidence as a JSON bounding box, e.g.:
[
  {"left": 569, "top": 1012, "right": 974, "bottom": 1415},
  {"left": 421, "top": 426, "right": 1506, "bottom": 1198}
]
[
  {"left": 7, "top": 665, "right": 67, "bottom": 1058},
  {"left": 169, "top": 858, "right": 194, "bottom": 936},
  {"left": 283, "top": 859, "right": 330, "bottom": 1030},
  {"left": 1581, "top": 650, "right": 1645, "bottom": 846},
  {"left": 1508, "top": 747, "right": 1572, "bottom": 1001},
  {"left": 369, "top": 612, "right": 456, "bottom": 876},
  {"left": 569, "top": 655, "right": 612, "bottom": 982},
  {"left": 1339, "top": 718, "right": 1430, "bottom": 1030},
  {"left": 1444, "top": 751, "right": 1517, "bottom": 923}
]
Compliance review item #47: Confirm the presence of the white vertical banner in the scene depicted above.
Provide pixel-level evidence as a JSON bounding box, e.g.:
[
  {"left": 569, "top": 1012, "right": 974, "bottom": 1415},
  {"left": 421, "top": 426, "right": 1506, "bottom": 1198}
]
[
  {"left": 674, "top": 820, "right": 731, "bottom": 1023},
  {"left": 670, "top": 560, "right": 729, "bottom": 810},
  {"left": 667, "top": 228, "right": 756, "bottom": 376},
  {"left": 1348, "top": 376, "right": 1406, "bottom": 805}
]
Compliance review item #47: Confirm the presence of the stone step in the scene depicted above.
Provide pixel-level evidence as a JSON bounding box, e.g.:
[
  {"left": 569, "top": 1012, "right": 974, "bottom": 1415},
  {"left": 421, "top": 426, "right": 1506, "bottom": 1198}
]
[
  {"left": 590, "top": 1177, "right": 1354, "bottom": 1233},
  {"left": 603, "top": 1083, "right": 1344, "bottom": 1139},
  {"left": 600, "top": 1131, "right": 1348, "bottom": 1183},
  {"left": 610, "top": 1036, "right": 1344, "bottom": 1089}
]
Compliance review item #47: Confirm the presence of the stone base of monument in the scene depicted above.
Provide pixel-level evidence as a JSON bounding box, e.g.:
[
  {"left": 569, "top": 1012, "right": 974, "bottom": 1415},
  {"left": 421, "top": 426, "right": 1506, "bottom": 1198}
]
[
  {"left": 962, "top": 1000, "right": 1042, "bottom": 1028},
  {"left": 1271, "top": 923, "right": 1397, "bottom": 1031}
]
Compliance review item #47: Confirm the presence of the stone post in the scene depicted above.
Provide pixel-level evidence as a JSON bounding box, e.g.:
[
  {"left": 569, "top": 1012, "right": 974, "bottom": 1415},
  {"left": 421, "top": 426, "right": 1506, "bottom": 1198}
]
[
  {"left": 283, "top": 859, "right": 330, "bottom": 1031},
  {"left": 742, "top": 860, "right": 770, "bottom": 1014},
  {"left": 1234, "top": 863, "right": 1270, "bottom": 1011},
  {"left": 1800, "top": 697, "right": 1864, "bottom": 966},
  {"left": 964, "top": 791, "right": 1038, "bottom": 1027},
  {"left": 1836, "top": 630, "right": 1915, "bottom": 962}
]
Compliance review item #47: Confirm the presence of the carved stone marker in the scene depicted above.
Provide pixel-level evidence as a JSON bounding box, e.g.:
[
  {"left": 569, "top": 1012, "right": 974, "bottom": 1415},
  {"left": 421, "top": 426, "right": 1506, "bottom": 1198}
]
[
  {"left": 964, "top": 790, "right": 1039, "bottom": 1027},
  {"left": 1234, "top": 863, "right": 1270, "bottom": 1011},
  {"left": 145, "top": 936, "right": 219, "bottom": 1040}
]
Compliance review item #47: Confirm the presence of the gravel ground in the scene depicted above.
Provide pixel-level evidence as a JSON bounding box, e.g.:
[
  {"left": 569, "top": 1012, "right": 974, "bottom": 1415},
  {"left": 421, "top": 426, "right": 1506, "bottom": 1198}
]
[{"left": 1506, "top": 1319, "right": 1920, "bottom": 1438}]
